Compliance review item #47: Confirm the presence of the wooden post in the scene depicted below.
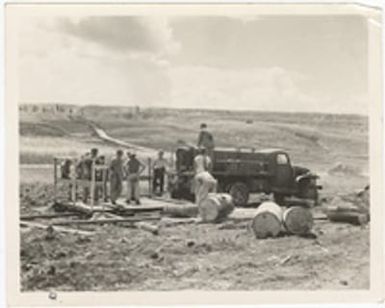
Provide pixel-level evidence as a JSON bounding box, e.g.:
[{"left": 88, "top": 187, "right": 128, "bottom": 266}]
[
  {"left": 53, "top": 158, "right": 58, "bottom": 203},
  {"left": 148, "top": 157, "right": 152, "bottom": 197},
  {"left": 71, "top": 159, "right": 77, "bottom": 205},
  {"left": 102, "top": 167, "right": 106, "bottom": 203},
  {"left": 90, "top": 160, "right": 95, "bottom": 210}
]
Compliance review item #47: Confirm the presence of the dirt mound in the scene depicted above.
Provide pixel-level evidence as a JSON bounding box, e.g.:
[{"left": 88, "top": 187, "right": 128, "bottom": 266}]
[
  {"left": 328, "top": 162, "right": 361, "bottom": 176},
  {"left": 324, "top": 185, "right": 370, "bottom": 212}
]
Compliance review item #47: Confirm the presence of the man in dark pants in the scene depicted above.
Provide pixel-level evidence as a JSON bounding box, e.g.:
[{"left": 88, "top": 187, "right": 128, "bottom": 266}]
[
  {"left": 82, "top": 148, "right": 99, "bottom": 204},
  {"left": 125, "top": 152, "right": 145, "bottom": 205},
  {"left": 152, "top": 150, "right": 168, "bottom": 195},
  {"left": 109, "top": 150, "right": 125, "bottom": 205},
  {"left": 95, "top": 155, "right": 107, "bottom": 202},
  {"left": 197, "top": 123, "right": 215, "bottom": 161}
]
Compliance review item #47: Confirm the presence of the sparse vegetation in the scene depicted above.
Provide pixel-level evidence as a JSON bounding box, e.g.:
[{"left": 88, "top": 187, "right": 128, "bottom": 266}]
[{"left": 19, "top": 105, "right": 369, "bottom": 291}]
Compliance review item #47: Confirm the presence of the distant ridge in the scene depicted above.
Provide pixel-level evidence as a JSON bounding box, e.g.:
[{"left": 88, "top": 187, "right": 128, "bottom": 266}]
[{"left": 18, "top": 102, "right": 368, "bottom": 119}]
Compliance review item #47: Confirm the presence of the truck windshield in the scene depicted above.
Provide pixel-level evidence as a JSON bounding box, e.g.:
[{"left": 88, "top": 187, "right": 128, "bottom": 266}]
[{"left": 277, "top": 154, "right": 289, "bottom": 164}]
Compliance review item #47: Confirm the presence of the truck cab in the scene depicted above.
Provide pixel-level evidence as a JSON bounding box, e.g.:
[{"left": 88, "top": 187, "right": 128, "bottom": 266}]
[{"left": 168, "top": 146, "right": 320, "bottom": 206}]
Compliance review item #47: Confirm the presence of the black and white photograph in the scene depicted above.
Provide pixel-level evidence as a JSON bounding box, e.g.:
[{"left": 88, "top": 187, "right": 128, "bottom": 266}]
[{"left": 4, "top": 2, "right": 384, "bottom": 306}]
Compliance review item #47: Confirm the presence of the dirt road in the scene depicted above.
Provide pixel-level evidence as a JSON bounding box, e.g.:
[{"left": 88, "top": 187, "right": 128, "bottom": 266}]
[{"left": 91, "top": 125, "right": 157, "bottom": 157}]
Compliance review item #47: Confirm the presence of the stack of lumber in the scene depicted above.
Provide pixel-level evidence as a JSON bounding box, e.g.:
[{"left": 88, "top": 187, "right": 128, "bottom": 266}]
[{"left": 21, "top": 199, "right": 163, "bottom": 236}]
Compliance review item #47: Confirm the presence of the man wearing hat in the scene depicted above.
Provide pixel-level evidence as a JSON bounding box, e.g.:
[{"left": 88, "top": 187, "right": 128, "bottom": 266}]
[
  {"left": 125, "top": 151, "right": 145, "bottom": 205},
  {"left": 152, "top": 150, "right": 169, "bottom": 196},
  {"left": 82, "top": 148, "right": 99, "bottom": 203},
  {"left": 109, "top": 150, "right": 125, "bottom": 205},
  {"left": 197, "top": 123, "right": 215, "bottom": 160}
]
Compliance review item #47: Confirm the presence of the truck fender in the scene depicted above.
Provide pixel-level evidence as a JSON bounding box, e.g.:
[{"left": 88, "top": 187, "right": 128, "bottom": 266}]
[{"left": 295, "top": 172, "right": 318, "bottom": 184}]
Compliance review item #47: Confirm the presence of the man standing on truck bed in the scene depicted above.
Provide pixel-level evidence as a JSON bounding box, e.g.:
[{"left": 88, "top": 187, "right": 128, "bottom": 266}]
[
  {"left": 197, "top": 123, "right": 215, "bottom": 160},
  {"left": 194, "top": 147, "right": 217, "bottom": 207},
  {"left": 125, "top": 152, "right": 145, "bottom": 205}
]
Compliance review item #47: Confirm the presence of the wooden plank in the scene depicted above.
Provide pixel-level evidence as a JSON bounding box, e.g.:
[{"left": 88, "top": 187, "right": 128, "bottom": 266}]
[
  {"left": 53, "top": 201, "right": 94, "bottom": 215},
  {"left": 20, "top": 221, "right": 92, "bottom": 236},
  {"left": 53, "top": 158, "right": 58, "bottom": 203},
  {"left": 20, "top": 213, "right": 81, "bottom": 220},
  {"left": 161, "top": 217, "right": 198, "bottom": 227},
  {"left": 151, "top": 196, "right": 191, "bottom": 205},
  {"left": 134, "top": 221, "right": 159, "bottom": 235},
  {"left": 114, "top": 202, "right": 164, "bottom": 212},
  {"left": 57, "top": 179, "right": 105, "bottom": 187},
  {"left": 52, "top": 216, "right": 161, "bottom": 226}
]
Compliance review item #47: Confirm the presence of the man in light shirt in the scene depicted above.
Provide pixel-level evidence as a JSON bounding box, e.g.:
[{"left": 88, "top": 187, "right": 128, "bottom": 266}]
[
  {"left": 193, "top": 147, "right": 217, "bottom": 207},
  {"left": 125, "top": 152, "right": 145, "bottom": 205},
  {"left": 152, "top": 150, "right": 168, "bottom": 195}
]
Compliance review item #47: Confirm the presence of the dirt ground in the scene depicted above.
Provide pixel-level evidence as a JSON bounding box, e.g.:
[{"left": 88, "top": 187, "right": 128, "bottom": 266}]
[
  {"left": 19, "top": 182, "right": 369, "bottom": 291},
  {"left": 19, "top": 107, "right": 370, "bottom": 291}
]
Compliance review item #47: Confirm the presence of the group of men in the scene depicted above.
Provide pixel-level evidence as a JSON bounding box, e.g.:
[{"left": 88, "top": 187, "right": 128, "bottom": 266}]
[
  {"left": 108, "top": 149, "right": 169, "bottom": 205},
  {"left": 61, "top": 122, "right": 216, "bottom": 207}
]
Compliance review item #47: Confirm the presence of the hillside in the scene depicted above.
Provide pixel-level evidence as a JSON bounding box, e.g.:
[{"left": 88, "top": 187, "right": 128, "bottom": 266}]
[{"left": 19, "top": 104, "right": 368, "bottom": 195}]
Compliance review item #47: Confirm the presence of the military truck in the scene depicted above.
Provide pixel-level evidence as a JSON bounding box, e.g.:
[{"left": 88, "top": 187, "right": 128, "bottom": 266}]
[{"left": 168, "top": 146, "right": 321, "bottom": 206}]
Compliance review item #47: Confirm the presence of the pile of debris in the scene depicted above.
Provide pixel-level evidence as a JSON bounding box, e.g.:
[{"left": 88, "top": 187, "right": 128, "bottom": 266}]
[
  {"left": 324, "top": 185, "right": 370, "bottom": 225},
  {"left": 19, "top": 193, "right": 238, "bottom": 238},
  {"left": 20, "top": 185, "right": 370, "bottom": 243}
]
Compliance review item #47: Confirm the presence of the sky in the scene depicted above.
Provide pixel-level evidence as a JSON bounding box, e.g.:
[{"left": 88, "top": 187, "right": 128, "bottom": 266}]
[{"left": 18, "top": 14, "right": 369, "bottom": 114}]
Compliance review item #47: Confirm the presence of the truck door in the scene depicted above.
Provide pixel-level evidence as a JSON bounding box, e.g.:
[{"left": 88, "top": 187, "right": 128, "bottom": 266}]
[{"left": 273, "top": 153, "right": 294, "bottom": 190}]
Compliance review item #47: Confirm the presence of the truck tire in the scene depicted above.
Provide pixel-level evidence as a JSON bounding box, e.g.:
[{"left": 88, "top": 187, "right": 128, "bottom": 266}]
[
  {"left": 273, "top": 193, "right": 286, "bottom": 206},
  {"left": 297, "top": 179, "right": 319, "bottom": 204},
  {"left": 229, "top": 182, "right": 249, "bottom": 207}
]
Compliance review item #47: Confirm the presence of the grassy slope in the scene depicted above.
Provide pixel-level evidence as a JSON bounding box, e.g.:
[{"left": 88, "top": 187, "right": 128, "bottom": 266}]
[
  {"left": 89, "top": 107, "right": 368, "bottom": 173},
  {"left": 19, "top": 106, "right": 368, "bottom": 194}
]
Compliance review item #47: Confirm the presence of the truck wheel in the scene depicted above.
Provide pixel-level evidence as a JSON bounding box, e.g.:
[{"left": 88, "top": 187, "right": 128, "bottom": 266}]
[
  {"left": 229, "top": 182, "right": 249, "bottom": 206},
  {"left": 170, "top": 188, "right": 181, "bottom": 199},
  {"left": 273, "top": 193, "right": 285, "bottom": 206}
]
